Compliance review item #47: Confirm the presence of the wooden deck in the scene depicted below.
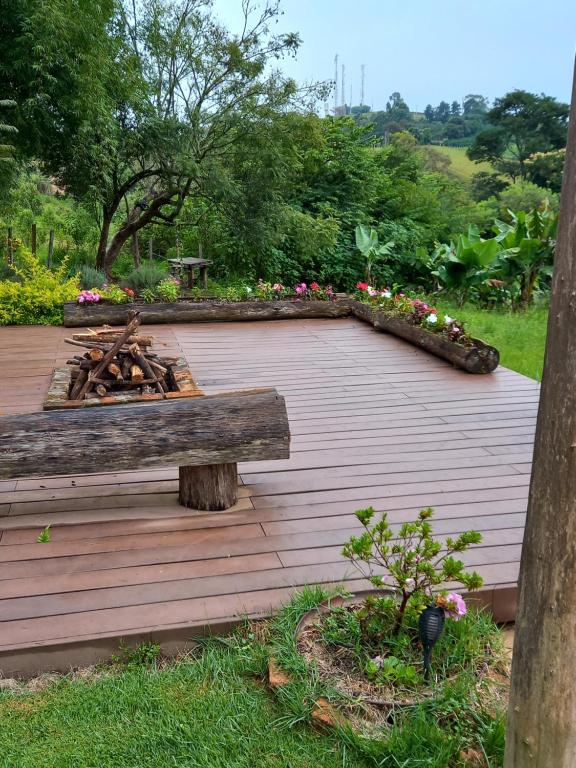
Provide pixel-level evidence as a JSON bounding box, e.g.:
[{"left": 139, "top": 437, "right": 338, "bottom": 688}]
[{"left": 0, "top": 318, "right": 538, "bottom": 675}]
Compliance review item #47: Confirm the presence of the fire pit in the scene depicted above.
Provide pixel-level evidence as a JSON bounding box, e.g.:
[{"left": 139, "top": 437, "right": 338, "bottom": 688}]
[{"left": 44, "top": 310, "right": 202, "bottom": 410}]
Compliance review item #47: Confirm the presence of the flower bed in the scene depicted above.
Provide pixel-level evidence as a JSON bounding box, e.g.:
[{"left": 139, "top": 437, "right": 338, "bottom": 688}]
[{"left": 65, "top": 279, "right": 499, "bottom": 373}]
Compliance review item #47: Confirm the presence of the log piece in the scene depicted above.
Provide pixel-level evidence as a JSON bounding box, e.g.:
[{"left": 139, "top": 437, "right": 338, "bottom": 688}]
[
  {"left": 72, "top": 332, "right": 154, "bottom": 347},
  {"left": 179, "top": 463, "right": 238, "bottom": 510},
  {"left": 129, "top": 343, "right": 166, "bottom": 394},
  {"left": 94, "top": 384, "right": 108, "bottom": 397},
  {"left": 0, "top": 389, "right": 290, "bottom": 481},
  {"left": 107, "top": 363, "right": 123, "bottom": 380},
  {"left": 130, "top": 364, "right": 144, "bottom": 384},
  {"left": 89, "top": 348, "right": 104, "bottom": 362}
]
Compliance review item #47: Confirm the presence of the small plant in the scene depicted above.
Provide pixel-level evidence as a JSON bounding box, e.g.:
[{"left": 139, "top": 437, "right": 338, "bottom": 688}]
[
  {"left": 79, "top": 265, "right": 107, "bottom": 289},
  {"left": 36, "top": 525, "right": 51, "bottom": 543},
  {"left": 123, "top": 262, "right": 168, "bottom": 292},
  {"left": 99, "top": 284, "right": 132, "bottom": 304},
  {"left": 112, "top": 641, "right": 162, "bottom": 669},
  {"left": 155, "top": 277, "right": 180, "bottom": 302},
  {"left": 140, "top": 287, "right": 157, "bottom": 303},
  {"left": 342, "top": 507, "right": 483, "bottom": 634}
]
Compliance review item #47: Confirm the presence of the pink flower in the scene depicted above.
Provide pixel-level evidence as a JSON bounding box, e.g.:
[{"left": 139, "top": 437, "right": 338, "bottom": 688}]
[
  {"left": 326, "top": 286, "right": 334, "bottom": 296},
  {"left": 295, "top": 282, "right": 307, "bottom": 295},
  {"left": 273, "top": 283, "right": 284, "bottom": 292},
  {"left": 437, "top": 592, "right": 467, "bottom": 620}
]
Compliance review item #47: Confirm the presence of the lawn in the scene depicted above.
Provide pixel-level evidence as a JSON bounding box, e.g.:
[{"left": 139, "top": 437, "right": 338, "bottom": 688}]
[
  {"left": 429, "top": 145, "right": 493, "bottom": 181},
  {"left": 0, "top": 642, "right": 365, "bottom": 768},
  {"left": 442, "top": 302, "right": 548, "bottom": 381}
]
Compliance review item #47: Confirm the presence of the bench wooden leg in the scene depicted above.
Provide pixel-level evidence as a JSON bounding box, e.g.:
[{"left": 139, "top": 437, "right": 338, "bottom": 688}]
[{"left": 178, "top": 463, "right": 238, "bottom": 510}]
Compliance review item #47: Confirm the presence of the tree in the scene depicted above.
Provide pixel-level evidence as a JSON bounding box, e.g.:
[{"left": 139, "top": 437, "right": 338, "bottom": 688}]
[
  {"left": 504, "top": 63, "right": 576, "bottom": 768},
  {"left": 1, "top": 0, "right": 303, "bottom": 273},
  {"left": 468, "top": 90, "right": 569, "bottom": 180},
  {"left": 0, "top": 99, "right": 18, "bottom": 197},
  {"left": 463, "top": 94, "right": 489, "bottom": 116},
  {"left": 450, "top": 100, "right": 461, "bottom": 117},
  {"left": 435, "top": 100, "right": 451, "bottom": 122},
  {"left": 424, "top": 104, "right": 434, "bottom": 123}
]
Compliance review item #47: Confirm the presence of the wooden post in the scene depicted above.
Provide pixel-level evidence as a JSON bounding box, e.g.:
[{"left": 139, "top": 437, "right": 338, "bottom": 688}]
[
  {"left": 504, "top": 61, "right": 576, "bottom": 767},
  {"left": 7, "top": 226, "right": 13, "bottom": 265},
  {"left": 31, "top": 223, "right": 37, "bottom": 257},
  {"left": 200, "top": 264, "right": 208, "bottom": 289},
  {"left": 47, "top": 229, "right": 54, "bottom": 267},
  {"left": 179, "top": 463, "right": 238, "bottom": 510}
]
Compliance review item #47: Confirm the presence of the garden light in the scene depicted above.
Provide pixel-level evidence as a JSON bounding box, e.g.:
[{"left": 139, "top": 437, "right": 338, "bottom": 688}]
[{"left": 419, "top": 605, "right": 445, "bottom": 681}]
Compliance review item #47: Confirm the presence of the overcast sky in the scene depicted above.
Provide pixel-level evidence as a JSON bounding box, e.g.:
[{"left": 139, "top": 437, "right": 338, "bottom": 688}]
[{"left": 213, "top": 0, "right": 576, "bottom": 111}]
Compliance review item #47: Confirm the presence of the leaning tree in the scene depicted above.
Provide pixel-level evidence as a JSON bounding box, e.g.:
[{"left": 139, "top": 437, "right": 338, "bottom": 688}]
[{"left": 2, "top": 0, "right": 309, "bottom": 273}]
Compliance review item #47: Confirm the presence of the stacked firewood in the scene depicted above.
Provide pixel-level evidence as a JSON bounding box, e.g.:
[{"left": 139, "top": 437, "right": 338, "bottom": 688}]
[{"left": 64, "top": 311, "right": 176, "bottom": 400}]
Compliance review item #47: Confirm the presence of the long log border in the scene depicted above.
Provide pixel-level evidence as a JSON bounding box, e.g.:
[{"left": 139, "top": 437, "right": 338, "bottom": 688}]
[{"left": 62, "top": 298, "right": 499, "bottom": 374}]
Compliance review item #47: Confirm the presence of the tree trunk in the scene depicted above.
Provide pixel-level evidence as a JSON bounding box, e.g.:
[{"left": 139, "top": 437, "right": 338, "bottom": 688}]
[
  {"left": 504, "top": 60, "right": 576, "bottom": 767},
  {"left": 96, "top": 211, "right": 113, "bottom": 271},
  {"left": 131, "top": 231, "right": 140, "bottom": 267},
  {"left": 179, "top": 463, "right": 238, "bottom": 510}
]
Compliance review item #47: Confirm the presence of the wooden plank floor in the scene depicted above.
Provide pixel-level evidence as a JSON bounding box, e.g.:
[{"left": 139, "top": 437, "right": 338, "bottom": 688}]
[{"left": 0, "top": 318, "right": 538, "bottom": 675}]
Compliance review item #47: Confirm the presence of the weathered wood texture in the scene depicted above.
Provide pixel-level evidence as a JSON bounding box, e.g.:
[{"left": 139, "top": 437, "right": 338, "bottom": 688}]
[
  {"left": 0, "top": 319, "right": 537, "bottom": 676},
  {"left": 179, "top": 463, "right": 238, "bottom": 510},
  {"left": 63, "top": 300, "right": 351, "bottom": 327},
  {"left": 347, "top": 300, "right": 499, "bottom": 374},
  {"left": 0, "top": 389, "right": 290, "bottom": 479},
  {"left": 504, "top": 65, "right": 576, "bottom": 768}
]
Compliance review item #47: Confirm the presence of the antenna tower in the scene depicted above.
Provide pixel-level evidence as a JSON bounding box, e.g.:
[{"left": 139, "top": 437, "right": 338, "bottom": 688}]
[
  {"left": 341, "top": 64, "right": 345, "bottom": 113},
  {"left": 361, "top": 64, "right": 365, "bottom": 105},
  {"left": 333, "top": 54, "right": 339, "bottom": 115}
]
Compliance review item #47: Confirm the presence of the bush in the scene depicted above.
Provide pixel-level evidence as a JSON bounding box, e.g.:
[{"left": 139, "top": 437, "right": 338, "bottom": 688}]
[
  {"left": 79, "top": 265, "right": 107, "bottom": 289},
  {"left": 123, "top": 262, "right": 168, "bottom": 292},
  {"left": 0, "top": 249, "right": 78, "bottom": 325}
]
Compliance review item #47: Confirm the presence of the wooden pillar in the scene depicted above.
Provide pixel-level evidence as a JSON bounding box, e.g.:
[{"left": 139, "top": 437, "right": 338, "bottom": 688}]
[
  {"left": 187, "top": 266, "right": 194, "bottom": 290},
  {"left": 31, "top": 223, "right": 37, "bottom": 257},
  {"left": 200, "top": 265, "right": 208, "bottom": 289},
  {"left": 504, "top": 60, "right": 576, "bottom": 767},
  {"left": 178, "top": 463, "right": 238, "bottom": 511},
  {"left": 47, "top": 229, "right": 54, "bottom": 267}
]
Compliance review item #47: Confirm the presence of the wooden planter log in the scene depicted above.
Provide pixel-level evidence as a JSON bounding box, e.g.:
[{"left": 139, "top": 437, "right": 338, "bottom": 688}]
[
  {"left": 372, "top": 309, "right": 499, "bottom": 374},
  {"left": 0, "top": 388, "right": 290, "bottom": 510},
  {"left": 63, "top": 299, "right": 352, "bottom": 327}
]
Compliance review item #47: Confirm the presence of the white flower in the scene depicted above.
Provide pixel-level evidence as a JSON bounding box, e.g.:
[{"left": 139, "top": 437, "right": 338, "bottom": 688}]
[
  {"left": 245, "top": 286, "right": 252, "bottom": 293},
  {"left": 381, "top": 290, "right": 392, "bottom": 299},
  {"left": 444, "top": 314, "right": 454, "bottom": 325},
  {"left": 368, "top": 287, "right": 378, "bottom": 297},
  {"left": 427, "top": 313, "right": 438, "bottom": 325}
]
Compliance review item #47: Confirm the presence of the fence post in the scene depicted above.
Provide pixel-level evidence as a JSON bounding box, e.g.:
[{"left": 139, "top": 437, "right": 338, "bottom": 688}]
[{"left": 47, "top": 229, "right": 55, "bottom": 268}]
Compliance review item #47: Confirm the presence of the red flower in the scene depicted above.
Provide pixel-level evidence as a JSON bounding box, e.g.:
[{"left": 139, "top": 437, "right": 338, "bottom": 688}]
[
  {"left": 123, "top": 287, "right": 135, "bottom": 296},
  {"left": 356, "top": 282, "right": 369, "bottom": 291},
  {"left": 310, "top": 282, "right": 320, "bottom": 291}
]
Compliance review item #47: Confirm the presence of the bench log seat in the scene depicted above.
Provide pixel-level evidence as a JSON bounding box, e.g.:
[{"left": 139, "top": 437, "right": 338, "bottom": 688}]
[{"left": 0, "top": 388, "right": 290, "bottom": 511}]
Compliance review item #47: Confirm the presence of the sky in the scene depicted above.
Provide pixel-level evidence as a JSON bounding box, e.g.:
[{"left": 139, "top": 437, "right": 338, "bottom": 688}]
[{"left": 212, "top": 0, "right": 576, "bottom": 112}]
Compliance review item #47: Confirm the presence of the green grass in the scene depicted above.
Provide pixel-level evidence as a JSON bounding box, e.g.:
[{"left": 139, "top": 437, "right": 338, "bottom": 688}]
[
  {"left": 441, "top": 302, "right": 548, "bottom": 381},
  {"left": 0, "top": 642, "right": 364, "bottom": 768},
  {"left": 0, "top": 588, "right": 508, "bottom": 767},
  {"left": 429, "top": 145, "right": 493, "bottom": 181}
]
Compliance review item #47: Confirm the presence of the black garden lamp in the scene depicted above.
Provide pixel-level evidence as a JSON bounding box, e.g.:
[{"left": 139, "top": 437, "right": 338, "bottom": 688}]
[{"left": 419, "top": 605, "right": 445, "bottom": 681}]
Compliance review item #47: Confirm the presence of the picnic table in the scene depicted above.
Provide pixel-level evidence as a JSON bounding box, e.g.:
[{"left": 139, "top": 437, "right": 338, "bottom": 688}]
[{"left": 168, "top": 257, "right": 211, "bottom": 289}]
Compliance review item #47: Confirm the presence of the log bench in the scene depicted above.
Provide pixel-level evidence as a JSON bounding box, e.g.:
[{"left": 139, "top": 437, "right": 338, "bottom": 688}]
[{"left": 0, "top": 388, "right": 290, "bottom": 511}]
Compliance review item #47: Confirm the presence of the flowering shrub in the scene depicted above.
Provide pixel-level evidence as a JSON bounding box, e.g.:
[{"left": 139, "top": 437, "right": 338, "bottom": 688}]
[
  {"left": 255, "top": 279, "right": 335, "bottom": 301},
  {"left": 99, "top": 284, "right": 133, "bottom": 305},
  {"left": 77, "top": 289, "right": 102, "bottom": 304},
  {"left": 342, "top": 507, "right": 483, "bottom": 634},
  {"left": 155, "top": 277, "right": 180, "bottom": 302},
  {"left": 0, "top": 250, "right": 79, "bottom": 326},
  {"left": 355, "top": 283, "right": 469, "bottom": 344}
]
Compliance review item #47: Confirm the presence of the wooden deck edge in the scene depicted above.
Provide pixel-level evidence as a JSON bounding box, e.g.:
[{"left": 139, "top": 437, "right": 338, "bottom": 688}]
[{"left": 0, "top": 583, "right": 517, "bottom": 678}]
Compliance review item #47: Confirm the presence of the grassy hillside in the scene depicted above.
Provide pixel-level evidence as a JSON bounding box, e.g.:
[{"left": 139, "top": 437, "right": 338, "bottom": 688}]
[{"left": 428, "top": 145, "right": 493, "bottom": 181}]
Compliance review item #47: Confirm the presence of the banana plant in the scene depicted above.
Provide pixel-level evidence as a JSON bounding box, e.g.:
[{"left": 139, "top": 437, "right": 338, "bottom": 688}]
[
  {"left": 432, "top": 225, "right": 501, "bottom": 305},
  {"left": 493, "top": 205, "right": 557, "bottom": 308},
  {"left": 355, "top": 224, "right": 394, "bottom": 284}
]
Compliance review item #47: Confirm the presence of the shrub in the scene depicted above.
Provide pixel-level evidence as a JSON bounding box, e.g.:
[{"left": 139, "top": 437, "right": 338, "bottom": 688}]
[
  {"left": 123, "top": 262, "right": 168, "bottom": 292},
  {"left": 155, "top": 277, "right": 180, "bottom": 302},
  {"left": 0, "top": 249, "right": 78, "bottom": 325},
  {"left": 79, "top": 265, "right": 107, "bottom": 289}
]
